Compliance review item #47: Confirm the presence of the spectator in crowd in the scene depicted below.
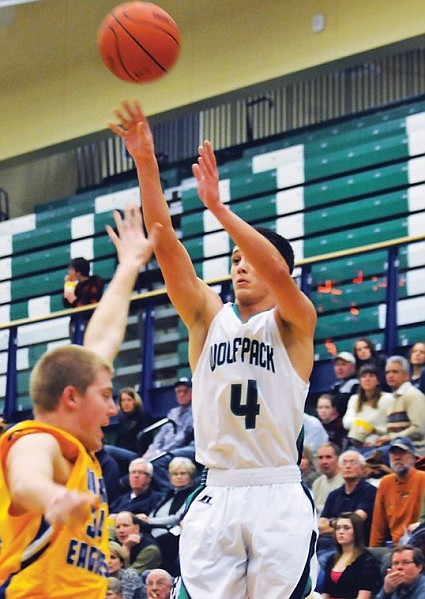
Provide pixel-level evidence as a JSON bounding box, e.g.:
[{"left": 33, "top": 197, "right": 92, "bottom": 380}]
[
  {"left": 408, "top": 342, "right": 425, "bottom": 394},
  {"left": 145, "top": 569, "right": 174, "bottom": 599},
  {"left": 106, "top": 577, "right": 124, "bottom": 599},
  {"left": 63, "top": 256, "right": 104, "bottom": 339},
  {"left": 316, "top": 393, "right": 348, "bottom": 450},
  {"left": 110, "top": 458, "right": 162, "bottom": 515},
  {"left": 113, "top": 511, "right": 161, "bottom": 574},
  {"left": 353, "top": 337, "right": 386, "bottom": 382},
  {"left": 142, "top": 378, "right": 195, "bottom": 491},
  {"left": 370, "top": 438, "right": 425, "bottom": 547},
  {"left": 300, "top": 444, "right": 321, "bottom": 489},
  {"left": 312, "top": 442, "right": 343, "bottom": 517},
  {"left": 303, "top": 412, "right": 329, "bottom": 452},
  {"left": 322, "top": 511, "right": 382, "bottom": 599},
  {"left": 116, "top": 387, "right": 153, "bottom": 454},
  {"left": 319, "top": 449, "right": 377, "bottom": 562},
  {"left": 376, "top": 544, "right": 425, "bottom": 599},
  {"left": 139, "top": 457, "right": 198, "bottom": 576},
  {"left": 375, "top": 356, "right": 425, "bottom": 455},
  {"left": 106, "top": 387, "right": 153, "bottom": 474},
  {"left": 108, "top": 541, "right": 143, "bottom": 599},
  {"left": 343, "top": 365, "right": 394, "bottom": 450},
  {"left": 329, "top": 352, "right": 359, "bottom": 418}
]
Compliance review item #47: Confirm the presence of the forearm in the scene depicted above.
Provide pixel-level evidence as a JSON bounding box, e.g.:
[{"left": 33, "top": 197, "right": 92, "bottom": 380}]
[
  {"left": 84, "top": 260, "right": 140, "bottom": 361},
  {"left": 148, "top": 514, "right": 180, "bottom": 528}
]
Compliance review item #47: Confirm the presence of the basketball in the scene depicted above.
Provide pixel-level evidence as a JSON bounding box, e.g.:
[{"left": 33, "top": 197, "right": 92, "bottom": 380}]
[{"left": 97, "top": 1, "right": 181, "bottom": 83}]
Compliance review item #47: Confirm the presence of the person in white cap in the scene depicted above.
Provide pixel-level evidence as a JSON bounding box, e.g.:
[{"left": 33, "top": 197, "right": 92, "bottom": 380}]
[{"left": 329, "top": 351, "right": 359, "bottom": 418}]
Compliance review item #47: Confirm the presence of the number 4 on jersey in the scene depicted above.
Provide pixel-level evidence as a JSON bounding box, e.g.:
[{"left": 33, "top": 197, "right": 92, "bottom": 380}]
[{"left": 230, "top": 380, "right": 260, "bottom": 429}]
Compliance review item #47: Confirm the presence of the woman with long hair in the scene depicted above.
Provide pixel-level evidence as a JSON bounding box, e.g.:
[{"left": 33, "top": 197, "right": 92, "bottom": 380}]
[
  {"left": 353, "top": 338, "right": 386, "bottom": 380},
  {"left": 322, "top": 512, "right": 382, "bottom": 599},
  {"left": 408, "top": 341, "right": 425, "bottom": 393},
  {"left": 343, "top": 365, "right": 393, "bottom": 448}
]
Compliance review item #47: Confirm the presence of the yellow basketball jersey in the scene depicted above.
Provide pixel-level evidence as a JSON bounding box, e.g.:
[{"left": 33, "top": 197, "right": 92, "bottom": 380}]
[{"left": 0, "top": 421, "right": 109, "bottom": 598}]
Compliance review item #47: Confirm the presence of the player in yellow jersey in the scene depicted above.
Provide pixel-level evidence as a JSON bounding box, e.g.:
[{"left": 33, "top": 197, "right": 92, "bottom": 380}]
[{"left": 0, "top": 207, "right": 158, "bottom": 598}]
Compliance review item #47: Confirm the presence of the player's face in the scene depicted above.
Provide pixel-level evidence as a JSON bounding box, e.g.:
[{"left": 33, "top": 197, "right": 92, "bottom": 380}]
[
  {"left": 75, "top": 367, "right": 117, "bottom": 452},
  {"left": 230, "top": 247, "right": 270, "bottom": 304}
]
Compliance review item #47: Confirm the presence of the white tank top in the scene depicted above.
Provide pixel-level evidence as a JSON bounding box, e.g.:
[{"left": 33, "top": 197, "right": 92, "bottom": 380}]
[{"left": 192, "top": 303, "right": 309, "bottom": 470}]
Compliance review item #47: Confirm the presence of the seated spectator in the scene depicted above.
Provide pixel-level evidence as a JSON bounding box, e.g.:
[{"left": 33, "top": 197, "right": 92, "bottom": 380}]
[
  {"left": 329, "top": 352, "right": 359, "bottom": 418},
  {"left": 139, "top": 457, "right": 198, "bottom": 577},
  {"left": 113, "top": 511, "right": 161, "bottom": 574},
  {"left": 343, "top": 365, "right": 393, "bottom": 450},
  {"left": 143, "top": 378, "right": 195, "bottom": 491},
  {"left": 62, "top": 256, "right": 104, "bottom": 340},
  {"left": 376, "top": 544, "right": 425, "bottom": 599},
  {"left": 300, "top": 444, "right": 321, "bottom": 489},
  {"left": 322, "top": 511, "right": 382, "bottom": 599},
  {"left": 353, "top": 337, "right": 386, "bottom": 382},
  {"left": 318, "top": 450, "right": 377, "bottom": 565},
  {"left": 370, "top": 438, "right": 425, "bottom": 548},
  {"left": 111, "top": 387, "right": 152, "bottom": 464},
  {"left": 303, "top": 412, "right": 329, "bottom": 452},
  {"left": 312, "top": 442, "right": 343, "bottom": 517},
  {"left": 375, "top": 356, "right": 425, "bottom": 456},
  {"left": 316, "top": 393, "right": 348, "bottom": 450},
  {"left": 108, "top": 541, "right": 143, "bottom": 599},
  {"left": 145, "top": 568, "right": 174, "bottom": 599},
  {"left": 106, "top": 577, "right": 123, "bottom": 599},
  {"left": 408, "top": 342, "right": 425, "bottom": 394},
  {"left": 110, "top": 458, "right": 162, "bottom": 516}
]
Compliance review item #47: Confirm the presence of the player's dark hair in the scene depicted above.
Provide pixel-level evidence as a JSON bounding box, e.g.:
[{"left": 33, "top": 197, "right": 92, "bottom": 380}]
[
  {"left": 254, "top": 227, "right": 295, "bottom": 274},
  {"left": 70, "top": 257, "right": 90, "bottom": 277}
]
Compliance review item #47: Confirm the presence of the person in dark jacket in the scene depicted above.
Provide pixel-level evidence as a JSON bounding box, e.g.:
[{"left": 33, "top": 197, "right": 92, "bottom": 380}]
[
  {"left": 139, "top": 457, "right": 198, "bottom": 576},
  {"left": 322, "top": 511, "right": 382, "bottom": 599}
]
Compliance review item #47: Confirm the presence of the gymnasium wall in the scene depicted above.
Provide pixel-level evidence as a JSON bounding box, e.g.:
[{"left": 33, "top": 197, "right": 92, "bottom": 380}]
[{"left": 1, "top": 0, "right": 425, "bottom": 162}]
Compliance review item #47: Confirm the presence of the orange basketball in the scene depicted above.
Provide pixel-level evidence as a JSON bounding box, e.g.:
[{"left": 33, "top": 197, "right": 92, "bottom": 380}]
[{"left": 97, "top": 1, "right": 181, "bottom": 83}]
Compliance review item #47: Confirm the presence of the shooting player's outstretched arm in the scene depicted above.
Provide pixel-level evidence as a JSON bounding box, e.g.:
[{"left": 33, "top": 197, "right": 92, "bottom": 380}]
[{"left": 109, "top": 101, "right": 221, "bottom": 360}]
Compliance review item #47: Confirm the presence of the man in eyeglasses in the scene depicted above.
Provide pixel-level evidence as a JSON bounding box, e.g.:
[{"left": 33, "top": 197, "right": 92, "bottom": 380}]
[{"left": 376, "top": 544, "right": 425, "bottom": 599}]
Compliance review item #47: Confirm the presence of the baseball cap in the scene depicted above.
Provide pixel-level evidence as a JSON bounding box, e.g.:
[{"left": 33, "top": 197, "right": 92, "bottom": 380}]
[
  {"left": 174, "top": 377, "right": 192, "bottom": 388},
  {"left": 334, "top": 351, "right": 356, "bottom": 364},
  {"left": 389, "top": 437, "right": 416, "bottom": 453}
]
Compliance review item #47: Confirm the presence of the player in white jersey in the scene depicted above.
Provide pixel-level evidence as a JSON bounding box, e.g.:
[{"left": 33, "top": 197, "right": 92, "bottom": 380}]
[{"left": 109, "top": 100, "right": 318, "bottom": 599}]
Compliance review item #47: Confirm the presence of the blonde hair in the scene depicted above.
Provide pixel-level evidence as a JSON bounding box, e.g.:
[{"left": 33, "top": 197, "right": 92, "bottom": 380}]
[
  {"left": 109, "top": 541, "right": 129, "bottom": 567},
  {"left": 30, "top": 344, "right": 113, "bottom": 413},
  {"left": 168, "top": 456, "right": 197, "bottom": 478}
]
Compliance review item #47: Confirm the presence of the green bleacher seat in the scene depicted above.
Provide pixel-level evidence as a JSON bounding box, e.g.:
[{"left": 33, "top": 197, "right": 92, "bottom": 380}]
[
  {"left": 305, "top": 133, "right": 408, "bottom": 181},
  {"left": 303, "top": 190, "right": 409, "bottom": 236},
  {"left": 303, "top": 217, "right": 409, "bottom": 257},
  {"left": 315, "top": 305, "right": 382, "bottom": 339},
  {"left": 12, "top": 245, "right": 71, "bottom": 278},
  {"left": 13, "top": 221, "right": 72, "bottom": 254},
  {"left": 11, "top": 270, "right": 64, "bottom": 302},
  {"left": 230, "top": 170, "right": 278, "bottom": 199}
]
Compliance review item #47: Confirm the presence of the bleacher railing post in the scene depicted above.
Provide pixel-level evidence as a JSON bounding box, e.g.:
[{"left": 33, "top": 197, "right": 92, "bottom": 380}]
[
  {"left": 384, "top": 245, "right": 399, "bottom": 356},
  {"left": 5, "top": 326, "right": 17, "bottom": 422},
  {"left": 140, "top": 299, "right": 155, "bottom": 418}
]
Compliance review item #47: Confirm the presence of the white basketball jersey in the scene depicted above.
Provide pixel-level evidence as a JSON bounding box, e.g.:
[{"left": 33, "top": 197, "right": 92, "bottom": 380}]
[{"left": 192, "top": 302, "right": 309, "bottom": 470}]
